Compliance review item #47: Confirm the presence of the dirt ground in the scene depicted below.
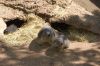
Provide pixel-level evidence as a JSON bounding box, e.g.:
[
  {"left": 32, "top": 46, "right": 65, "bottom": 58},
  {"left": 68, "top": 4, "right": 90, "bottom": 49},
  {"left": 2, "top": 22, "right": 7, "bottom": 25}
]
[{"left": 0, "top": 41, "right": 100, "bottom": 66}]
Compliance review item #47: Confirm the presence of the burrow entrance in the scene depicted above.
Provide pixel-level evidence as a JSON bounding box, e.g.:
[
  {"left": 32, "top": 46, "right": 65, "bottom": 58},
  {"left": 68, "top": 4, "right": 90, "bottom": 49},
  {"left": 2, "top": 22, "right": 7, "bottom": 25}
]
[
  {"left": 49, "top": 22, "right": 99, "bottom": 42},
  {"left": 4, "top": 18, "right": 26, "bottom": 34},
  {"left": 50, "top": 22, "right": 71, "bottom": 32}
]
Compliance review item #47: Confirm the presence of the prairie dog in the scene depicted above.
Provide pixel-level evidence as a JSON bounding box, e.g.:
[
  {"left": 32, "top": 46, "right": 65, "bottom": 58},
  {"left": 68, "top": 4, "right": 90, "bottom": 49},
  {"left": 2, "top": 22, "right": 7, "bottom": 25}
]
[
  {"left": 51, "top": 34, "right": 70, "bottom": 51},
  {"left": 37, "top": 23, "right": 56, "bottom": 44},
  {"left": 37, "top": 23, "right": 70, "bottom": 50}
]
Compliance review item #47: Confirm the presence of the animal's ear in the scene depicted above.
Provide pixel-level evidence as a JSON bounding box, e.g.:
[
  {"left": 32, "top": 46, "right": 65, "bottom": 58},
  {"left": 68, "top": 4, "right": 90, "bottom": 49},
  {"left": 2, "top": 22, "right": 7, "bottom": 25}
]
[
  {"left": 43, "top": 23, "right": 51, "bottom": 29},
  {"left": 44, "top": 23, "right": 50, "bottom": 26},
  {"left": 37, "top": 29, "right": 43, "bottom": 38}
]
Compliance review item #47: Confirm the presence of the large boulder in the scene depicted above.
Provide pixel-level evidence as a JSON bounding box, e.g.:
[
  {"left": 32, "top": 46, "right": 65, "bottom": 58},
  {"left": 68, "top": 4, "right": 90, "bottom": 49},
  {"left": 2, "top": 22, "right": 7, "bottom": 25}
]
[{"left": 0, "top": 0, "right": 100, "bottom": 34}]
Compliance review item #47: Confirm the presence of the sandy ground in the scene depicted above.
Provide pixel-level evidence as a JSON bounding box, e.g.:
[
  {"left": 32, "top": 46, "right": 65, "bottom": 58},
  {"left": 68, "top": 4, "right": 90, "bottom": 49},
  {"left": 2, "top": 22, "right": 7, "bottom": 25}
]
[{"left": 0, "top": 41, "right": 100, "bottom": 66}]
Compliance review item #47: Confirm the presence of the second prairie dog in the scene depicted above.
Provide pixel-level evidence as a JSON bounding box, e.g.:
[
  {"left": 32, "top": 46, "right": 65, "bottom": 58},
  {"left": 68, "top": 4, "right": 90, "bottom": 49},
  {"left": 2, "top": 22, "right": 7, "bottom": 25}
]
[{"left": 51, "top": 34, "right": 70, "bottom": 51}]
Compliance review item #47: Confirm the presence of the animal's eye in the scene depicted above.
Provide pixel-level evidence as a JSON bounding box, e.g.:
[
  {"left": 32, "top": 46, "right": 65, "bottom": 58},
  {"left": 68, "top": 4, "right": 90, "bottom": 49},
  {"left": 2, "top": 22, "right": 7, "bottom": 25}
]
[
  {"left": 61, "top": 43, "right": 63, "bottom": 45},
  {"left": 63, "top": 46, "right": 68, "bottom": 49}
]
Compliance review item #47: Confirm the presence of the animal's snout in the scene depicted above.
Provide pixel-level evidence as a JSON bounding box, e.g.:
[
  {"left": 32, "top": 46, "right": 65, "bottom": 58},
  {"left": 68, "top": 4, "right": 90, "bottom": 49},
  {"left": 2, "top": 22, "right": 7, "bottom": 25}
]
[
  {"left": 62, "top": 45, "right": 68, "bottom": 49},
  {"left": 46, "top": 31, "right": 51, "bottom": 37}
]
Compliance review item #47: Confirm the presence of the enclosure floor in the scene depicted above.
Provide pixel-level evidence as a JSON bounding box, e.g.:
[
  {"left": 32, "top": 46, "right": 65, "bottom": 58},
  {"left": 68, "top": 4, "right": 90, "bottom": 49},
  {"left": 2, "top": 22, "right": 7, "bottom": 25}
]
[{"left": 0, "top": 41, "right": 100, "bottom": 66}]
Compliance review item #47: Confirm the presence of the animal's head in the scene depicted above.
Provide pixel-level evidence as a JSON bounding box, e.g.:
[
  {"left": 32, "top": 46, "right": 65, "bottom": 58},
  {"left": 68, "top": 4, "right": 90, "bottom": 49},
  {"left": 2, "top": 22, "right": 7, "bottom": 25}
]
[
  {"left": 52, "top": 35, "right": 69, "bottom": 50},
  {"left": 38, "top": 27, "right": 56, "bottom": 42}
]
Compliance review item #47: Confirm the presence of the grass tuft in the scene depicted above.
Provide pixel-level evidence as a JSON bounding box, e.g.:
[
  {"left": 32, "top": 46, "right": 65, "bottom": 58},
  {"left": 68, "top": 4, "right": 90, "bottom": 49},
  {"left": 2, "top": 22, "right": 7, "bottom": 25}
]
[
  {"left": 67, "top": 27, "right": 98, "bottom": 42},
  {"left": 3, "top": 14, "right": 45, "bottom": 47}
]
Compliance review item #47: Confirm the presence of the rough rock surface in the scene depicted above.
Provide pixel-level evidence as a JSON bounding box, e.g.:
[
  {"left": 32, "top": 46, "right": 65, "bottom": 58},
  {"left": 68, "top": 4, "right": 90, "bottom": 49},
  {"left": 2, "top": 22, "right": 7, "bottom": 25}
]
[
  {"left": 74, "top": 0, "right": 100, "bottom": 12},
  {"left": 0, "top": 18, "right": 7, "bottom": 36},
  {"left": 0, "top": 0, "right": 100, "bottom": 34}
]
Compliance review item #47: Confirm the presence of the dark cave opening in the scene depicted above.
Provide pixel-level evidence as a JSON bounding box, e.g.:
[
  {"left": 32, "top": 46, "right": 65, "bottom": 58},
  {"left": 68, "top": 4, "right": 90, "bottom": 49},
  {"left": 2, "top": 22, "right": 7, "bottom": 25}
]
[
  {"left": 50, "top": 22, "right": 100, "bottom": 42},
  {"left": 50, "top": 22, "right": 71, "bottom": 32},
  {"left": 4, "top": 18, "right": 26, "bottom": 34},
  {"left": 6, "top": 19, "right": 25, "bottom": 27}
]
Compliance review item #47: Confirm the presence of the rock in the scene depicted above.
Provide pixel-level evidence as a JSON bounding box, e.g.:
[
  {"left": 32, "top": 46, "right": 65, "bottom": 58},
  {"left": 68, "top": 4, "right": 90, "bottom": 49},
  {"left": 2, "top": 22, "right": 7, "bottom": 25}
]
[
  {"left": 36, "top": 1, "right": 100, "bottom": 34},
  {"left": 45, "top": 0, "right": 72, "bottom": 8},
  {"left": 0, "top": 0, "right": 100, "bottom": 34},
  {"left": 74, "top": 0, "right": 100, "bottom": 12},
  {"left": 0, "top": 0, "right": 72, "bottom": 20},
  {"left": 0, "top": 4, "right": 25, "bottom": 21},
  {"left": 0, "top": 18, "right": 7, "bottom": 36},
  {"left": 49, "top": 2, "right": 100, "bottom": 34}
]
